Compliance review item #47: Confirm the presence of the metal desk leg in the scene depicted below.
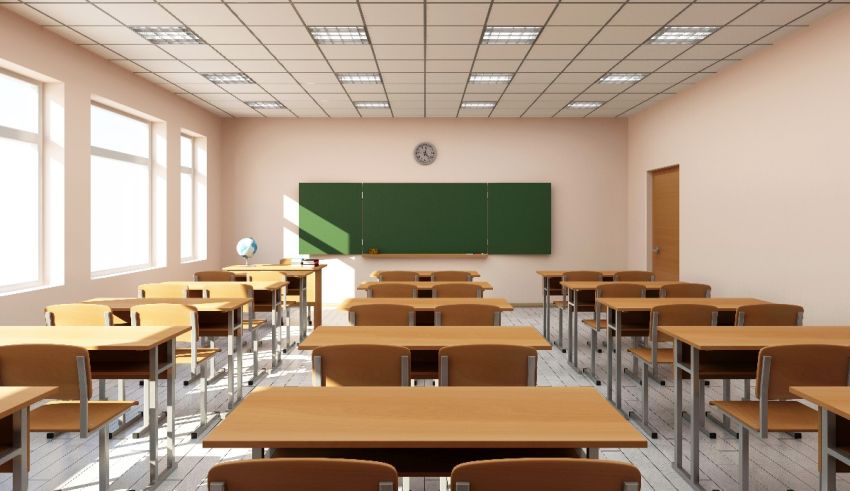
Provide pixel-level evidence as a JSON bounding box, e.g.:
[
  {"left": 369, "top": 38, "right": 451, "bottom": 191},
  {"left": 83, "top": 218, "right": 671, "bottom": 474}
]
[
  {"left": 226, "top": 310, "right": 235, "bottom": 410},
  {"left": 542, "top": 278, "right": 549, "bottom": 341},
  {"left": 674, "top": 340, "right": 684, "bottom": 470},
  {"left": 615, "top": 310, "right": 623, "bottom": 411},
  {"left": 299, "top": 286, "right": 307, "bottom": 342},
  {"left": 690, "top": 345, "right": 702, "bottom": 486},
  {"left": 607, "top": 311, "right": 614, "bottom": 402},
  {"left": 822, "top": 409, "right": 837, "bottom": 491},
  {"left": 148, "top": 345, "right": 158, "bottom": 486},
  {"left": 166, "top": 339, "right": 176, "bottom": 471},
  {"left": 11, "top": 408, "right": 26, "bottom": 491},
  {"left": 237, "top": 310, "right": 244, "bottom": 401},
  {"left": 270, "top": 289, "right": 279, "bottom": 368}
]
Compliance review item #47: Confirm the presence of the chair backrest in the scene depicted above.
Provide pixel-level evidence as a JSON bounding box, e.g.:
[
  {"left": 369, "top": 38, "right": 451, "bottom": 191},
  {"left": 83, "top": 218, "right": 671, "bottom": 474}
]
[
  {"left": 613, "top": 271, "right": 654, "bottom": 281},
  {"left": 562, "top": 271, "right": 603, "bottom": 281},
  {"left": 349, "top": 304, "right": 415, "bottom": 326},
  {"left": 0, "top": 344, "right": 91, "bottom": 401},
  {"left": 736, "top": 304, "right": 804, "bottom": 326},
  {"left": 45, "top": 303, "right": 112, "bottom": 326},
  {"left": 377, "top": 271, "right": 418, "bottom": 282},
  {"left": 312, "top": 344, "right": 411, "bottom": 386},
  {"left": 433, "top": 283, "right": 483, "bottom": 298},
  {"left": 208, "top": 458, "right": 398, "bottom": 491},
  {"left": 138, "top": 283, "right": 189, "bottom": 299},
  {"left": 194, "top": 271, "right": 235, "bottom": 282},
  {"left": 246, "top": 271, "right": 286, "bottom": 282},
  {"left": 757, "top": 345, "right": 850, "bottom": 401},
  {"left": 450, "top": 458, "right": 641, "bottom": 491},
  {"left": 367, "top": 283, "right": 417, "bottom": 298},
  {"left": 279, "top": 258, "right": 294, "bottom": 265},
  {"left": 651, "top": 304, "right": 717, "bottom": 343},
  {"left": 435, "top": 304, "right": 500, "bottom": 326},
  {"left": 203, "top": 283, "right": 253, "bottom": 300},
  {"left": 432, "top": 271, "right": 472, "bottom": 281},
  {"left": 596, "top": 283, "right": 647, "bottom": 299},
  {"left": 660, "top": 283, "right": 711, "bottom": 298},
  {"left": 131, "top": 303, "right": 199, "bottom": 341},
  {"left": 439, "top": 345, "right": 537, "bottom": 386}
]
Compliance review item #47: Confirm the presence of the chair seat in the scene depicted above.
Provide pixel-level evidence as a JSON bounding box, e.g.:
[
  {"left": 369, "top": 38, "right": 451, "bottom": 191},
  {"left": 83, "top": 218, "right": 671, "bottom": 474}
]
[
  {"left": 629, "top": 347, "right": 673, "bottom": 365},
  {"left": 31, "top": 400, "right": 136, "bottom": 433},
  {"left": 581, "top": 319, "right": 607, "bottom": 330},
  {"left": 242, "top": 319, "right": 266, "bottom": 330},
  {"left": 175, "top": 347, "right": 220, "bottom": 364},
  {"left": 552, "top": 300, "right": 568, "bottom": 309},
  {"left": 709, "top": 400, "right": 818, "bottom": 433}
]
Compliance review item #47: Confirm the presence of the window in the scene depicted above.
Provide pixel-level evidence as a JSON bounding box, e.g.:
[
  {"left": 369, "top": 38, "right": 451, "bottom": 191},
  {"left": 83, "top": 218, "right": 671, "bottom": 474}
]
[
  {"left": 90, "top": 104, "right": 152, "bottom": 276},
  {"left": 180, "top": 133, "right": 207, "bottom": 262},
  {"left": 0, "top": 70, "right": 42, "bottom": 293}
]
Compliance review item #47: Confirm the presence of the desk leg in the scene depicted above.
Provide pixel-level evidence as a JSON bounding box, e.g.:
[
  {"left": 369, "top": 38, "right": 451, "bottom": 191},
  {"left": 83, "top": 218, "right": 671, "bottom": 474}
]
[
  {"left": 271, "top": 289, "right": 279, "bottom": 369},
  {"left": 299, "top": 287, "right": 307, "bottom": 342},
  {"left": 314, "top": 269, "right": 323, "bottom": 327},
  {"left": 227, "top": 310, "right": 235, "bottom": 410},
  {"left": 542, "top": 278, "right": 549, "bottom": 341},
  {"left": 148, "top": 345, "right": 159, "bottom": 486},
  {"left": 237, "top": 310, "right": 244, "bottom": 401},
  {"left": 11, "top": 408, "right": 26, "bottom": 491},
  {"left": 615, "top": 310, "right": 623, "bottom": 411},
  {"left": 690, "top": 345, "right": 702, "bottom": 486},
  {"left": 674, "top": 340, "right": 684, "bottom": 469},
  {"left": 166, "top": 339, "right": 176, "bottom": 471},
  {"left": 606, "top": 311, "right": 614, "bottom": 402},
  {"left": 822, "top": 409, "right": 837, "bottom": 491}
]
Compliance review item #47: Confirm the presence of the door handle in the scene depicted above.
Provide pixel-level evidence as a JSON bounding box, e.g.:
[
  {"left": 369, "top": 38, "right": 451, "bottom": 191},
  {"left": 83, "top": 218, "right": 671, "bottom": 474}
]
[{"left": 653, "top": 246, "right": 661, "bottom": 255}]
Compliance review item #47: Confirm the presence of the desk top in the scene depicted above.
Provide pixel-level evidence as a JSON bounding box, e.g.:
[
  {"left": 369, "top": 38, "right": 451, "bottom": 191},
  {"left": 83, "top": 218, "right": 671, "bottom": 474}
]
[
  {"left": 223, "top": 264, "right": 325, "bottom": 272},
  {"left": 561, "top": 281, "right": 679, "bottom": 291},
  {"left": 203, "top": 387, "right": 646, "bottom": 449},
  {"left": 0, "top": 386, "right": 58, "bottom": 421},
  {"left": 357, "top": 281, "right": 493, "bottom": 291},
  {"left": 339, "top": 298, "right": 513, "bottom": 311},
  {"left": 536, "top": 270, "right": 617, "bottom": 278},
  {"left": 659, "top": 326, "right": 850, "bottom": 351},
  {"left": 0, "top": 326, "right": 190, "bottom": 351},
  {"left": 85, "top": 297, "right": 250, "bottom": 312},
  {"left": 789, "top": 387, "right": 850, "bottom": 421},
  {"left": 596, "top": 297, "right": 768, "bottom": 312},
  {"left": 300, "top": 326, "right": 549, "bottom": 350},
  {"left": 161, "top": 281, "right": 288, "bottom": 292},
  {"left": 370, "top": 271, "right": 480, "bottom": 278}
]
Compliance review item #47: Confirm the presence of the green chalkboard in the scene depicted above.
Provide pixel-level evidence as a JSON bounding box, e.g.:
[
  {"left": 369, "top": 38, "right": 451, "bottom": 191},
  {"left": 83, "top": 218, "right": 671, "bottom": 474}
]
[
  {"left": 362, "top": 183, "right": 487, "bottom": 254},
  {"left": 299, "top": 183, "right": 363, "bottom": 254},
  {"left": 487, "top": 183, "right": 551, "bottom": 254}
]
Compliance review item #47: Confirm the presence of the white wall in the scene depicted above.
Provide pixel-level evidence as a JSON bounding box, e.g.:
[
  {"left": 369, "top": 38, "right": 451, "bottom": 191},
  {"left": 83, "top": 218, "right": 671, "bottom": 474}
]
[
  {"left": 627, "top": 6, "right": 850, "bottom": 323},
  {"left": 221, "top": 118, "right": 629, "bottom": 305}
]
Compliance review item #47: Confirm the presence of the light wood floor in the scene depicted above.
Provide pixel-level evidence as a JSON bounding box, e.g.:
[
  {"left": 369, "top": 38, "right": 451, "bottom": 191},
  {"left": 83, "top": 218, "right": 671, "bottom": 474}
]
[{"left": 2, "top": 307, "right": 848, "bottom": 490}]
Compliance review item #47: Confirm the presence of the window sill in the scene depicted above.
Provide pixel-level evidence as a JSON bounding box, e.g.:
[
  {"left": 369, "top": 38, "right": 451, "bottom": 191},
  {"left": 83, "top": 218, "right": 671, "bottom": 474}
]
[
  {"left": 91, "top": 264, "right": 160, "bottom": 280},
  {"left": 0, "top": 281, "right": 63, "bottom": 298}
]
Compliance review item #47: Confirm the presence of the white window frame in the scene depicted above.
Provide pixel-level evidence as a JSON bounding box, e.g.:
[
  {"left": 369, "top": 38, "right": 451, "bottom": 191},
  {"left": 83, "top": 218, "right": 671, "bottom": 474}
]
[
  {"left": 90, "top": 102, "right": 154, "bottom": 277},
  {"left": 181, "top": 133, "right": 197, "bottom": 263},
  {"left": 0, "top": 68, "right": 44, "bottom": 294}
]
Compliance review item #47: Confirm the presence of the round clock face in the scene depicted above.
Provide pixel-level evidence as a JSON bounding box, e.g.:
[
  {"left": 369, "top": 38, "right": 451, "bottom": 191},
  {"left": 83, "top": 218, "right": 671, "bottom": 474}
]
[{"left": 414, "top": 142, "right": 437, "bottom": 165}]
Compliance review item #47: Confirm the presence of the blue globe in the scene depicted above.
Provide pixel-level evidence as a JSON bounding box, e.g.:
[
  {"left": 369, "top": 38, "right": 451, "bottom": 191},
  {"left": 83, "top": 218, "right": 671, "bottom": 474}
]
[{"left": 236, "top": 237, "right": 258, "bottom": 260}]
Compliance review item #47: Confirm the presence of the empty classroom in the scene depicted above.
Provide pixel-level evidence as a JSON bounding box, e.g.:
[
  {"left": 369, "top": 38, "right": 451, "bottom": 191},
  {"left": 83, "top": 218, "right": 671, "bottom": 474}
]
[{"left": 0, "top": 1, "right": 849, "bottom": 490}]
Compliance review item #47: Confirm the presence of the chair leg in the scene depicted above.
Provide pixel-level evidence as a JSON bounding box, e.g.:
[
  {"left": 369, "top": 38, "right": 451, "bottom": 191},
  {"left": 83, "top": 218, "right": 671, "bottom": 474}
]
[
  {"left": 558, "top": 308, "right": 564, "bottom": 352},
  {"left": 98, "top": 380, "right": 107, "bottom": 401},
  {"left": 628, "top": 361, "right": 658, "bottom": 439},
  {"left": 99, "top": 426, "right": 109, "bottom": 491},
  {"left": 740, "top": 426, "right": 749, "bottom": 491}
]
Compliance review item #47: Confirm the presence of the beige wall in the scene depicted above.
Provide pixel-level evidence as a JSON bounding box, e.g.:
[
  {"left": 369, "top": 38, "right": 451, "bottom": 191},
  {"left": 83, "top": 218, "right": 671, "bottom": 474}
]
[
  {"left": 221, "top": 118, "right": 628, "bottom": 305},
  {"left": 627, "top": 6, "right": 850, "bottom": 323},
  {"left": 0, "top": 9, "right": 222, "bottom": 324}
]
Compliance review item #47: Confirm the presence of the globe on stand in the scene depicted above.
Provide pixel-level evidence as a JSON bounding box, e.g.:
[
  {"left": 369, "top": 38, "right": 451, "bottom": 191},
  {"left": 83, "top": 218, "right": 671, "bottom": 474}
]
[{"left": 236, "top": 237, "right": 257, "bottom": 265}]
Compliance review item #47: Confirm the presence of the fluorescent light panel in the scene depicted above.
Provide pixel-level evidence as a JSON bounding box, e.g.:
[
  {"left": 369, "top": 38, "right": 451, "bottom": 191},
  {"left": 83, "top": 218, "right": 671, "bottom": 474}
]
[
  {"left": 309, "top": 26, "right": 369, "bottom": 45},
  {"left": 568, "top": 101, "right": 603, "bottom": 109},
  {"left": 649, "top": 26, "right": 719, "bottom": 45},
  {"left": 131, "top": 26, "right": 203, "bottom": 45},
  {"left": 246, "top": 101, "right": 285, "bottom": 110},
  {"left": 337, "top": 73, "right": 382, "bottom": 84},
  {"left": 598, "top": 73, "right": 645, "bottom": 84},
  {"left": 468, "top": 73, "right": 513, "bottom": 84},
  {"left": 354, "top": 101, "right": 389, "bottom": 109},
  {"left": 202, "top": 72, "right": 254, "bottom": 84},
  {"left": 461, "top": 102, "right": 496, "bottom": 109},
  {"left": 482, "top": 26, "right": 541, "bottom": 45}
]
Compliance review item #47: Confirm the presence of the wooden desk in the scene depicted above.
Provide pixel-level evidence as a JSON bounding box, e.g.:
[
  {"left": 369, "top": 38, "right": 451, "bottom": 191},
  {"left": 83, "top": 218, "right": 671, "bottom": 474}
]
[
  {"left": 535, "top": 270, "right": 617, "bottom": 342},
  {"left": 85, "top": 297, "right": 249, "bottom": 409},
  {"left": 597, "top": 298, "right": 768, "bottom": 412},
  {"left": 0, "top": 386, "right": 57, "bottom": 491},
  {"left": 790, "top": 386, "right": 850, "bottom": 491},
  {"left": 224, "top": 264, "right": 324, "bottom": 341},
  {"left": 357, "top": 281, "right": 493, "bottom": 297},
  {"left": 339, "top": 298, "right": 513, "bottom": 326},
  {"left": 0, "top": 326, "right": 190, "bottom": 487},
  {"left": 660, "top": 326, "right": 850, "bottom": 489},
  {"left": 203, "top": 386, "right": 646, "bottom": 474},
  {"left": 301, "top": 326, "right": 548, "bottom": 378},
  {"left": 370, "top": 271, "right": 480, "bottom": 281}
]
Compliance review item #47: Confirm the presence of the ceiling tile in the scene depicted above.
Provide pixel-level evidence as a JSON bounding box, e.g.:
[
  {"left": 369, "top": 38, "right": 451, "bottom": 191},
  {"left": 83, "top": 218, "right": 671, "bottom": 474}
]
[
  {"left": 81, "top": 44, "right": 122, "bottom": 59},
  {"left": 526, "top": 44, "right": 582, "bottom": 59},
  {"left": 262, "top": 83, "right": 305, "bottom": 93},
  {"left": 268, "top": 44, "right": 324, "bottom": 60},
  {"left": 328, "top": 59, "right": 378, "bottom": 71},
  {"left": 476, "top": 45, "right": 530, "bottom": 60},
  {"left": 382, "top": 73, "right": 422, "bottom": 83},
  {"left": 190, "top": 26, "right": 258, "bottom": 45},
  {"left": 383, "top": 83, "right": 423, "bottom": 93},
  {"left": 252, "top": 26, "right": 313, "bottom": 44},
  {"left": 111, "top": 59, "right": 145, "bottom": 72},
  {"left": 157, "top": 72, "right": 210, "bottom": 85},
  {"left": 281, "top": 59, "right": 333, "bottom": 72},
  {"left": 320, "top": 45, "right": 375, "bottom": 60},
  {"left": 106, "top": 44, "right": 172, "bottom": 60},
  {"left": 670, "top": 3, "right": 755, "bottom": 25},
  {"left": 163, "top": 3, "right": 241, "bottom": 25},
  {"left": 426, "top": 73, "right": 467, "bottom": 83},
  {"left": 369, "top": 26, "right": 424, "bottom": 44},
  {"left": 730, "top": 3, "right": 817, "bottom": 25},
  {"left": 593, "top": 26, "right": 658, "bottom": 44},
  {"left": 426, "top": 59, "right": 473, "bottom": 72},
  {"left": 608, "top": 3, "right": 688, "bottom": 25},
  {"left": 134, "top": 59, "right": 190, "bottom": 72},
  {"left": 426, "top": 44, "right": 478, "bottom": 60},
  {"left": 294, "top": 3, "right": 362, "bottom": 24},
  {"left": 488, "top": 3, "right": 556, "bottom": 24},
  {"left": 223, "top": 83, "right": 266, "bottom": 94},
  {"left": 612, "top": 59, "right": 666, "bottom": 72},
  {"left": 538, "top": 26, "right": 598, "bottom": 44},
  {"left": 427, "top": 26, "right": 482, "bottom": 44},
  {"left": 677, "top": 44, "right": 746, "bottom": 59},
  {"left": 32, "top": 3, "right": 119, "bottom": 25},
  {"left": 512, "top": 72, "right": 558, "bottom": 84},
  {"left": 577, "top": 44, "right": 637, "bottom": 59},
  {"left": 555, "top": 72, "right": 604, "bottom": 83},
  {"left": 160, "top": 44, "right": 223, "bottom": 59},
  {"left": 548, "top": 3, "right": 620, "bottom": 25},
  {"left": 427, "top": 3, "right": 489, "bottom": 25},
  {"left": 626, "top": 44, "right": 690, "bottom": 59},
  {"left": 563, "top": 59, "right": 617, "bottom": 72},
  {"left": 97, "top": 3, "right": 179, "bottom": 25},
  {"left": 249, "top": 72, "right": 295, "bottom": 83},
  {"left": 374, "top": 45, "right": 424, "bottom": 59},
  {"left": 657, "top": 59, "right": 715, "bottom": 71},
  {"left": 505, "top": 83, "right": 551, "bottom": 93},
  {"left": 703, "top": 26, "right": 776, "bottom": 44},
  {"left": 229, "top": 3, "right": 303, "bottom": 25},
  {"left": 471, "top": 59, "right": 521, "bottom": 71},
  {"left": 547, "top": 82, "right": 590, "bottom": 93},
  {"left": 427, "top": 83, "right": 467, "bottom": 93},
  {"left": 215, "top": 44, "right": 274, "bottom": 60},
  {"left": 182, "top": 59, "right": 239, "bottom": 72},
  {"left": 73, "top": 26, "right": 146, "bottom": 44},
  {"left": 2, "top": 5, "right": 58, "bottom": 26},
  {"left": 233, "top": 60, "right": 286, "bottom": 72},
  {"left": 378, "top": 60, "right": 424, "bottom": 71},
  {"left": 361, "top": 3, "right": 423, "bottom": 25}
]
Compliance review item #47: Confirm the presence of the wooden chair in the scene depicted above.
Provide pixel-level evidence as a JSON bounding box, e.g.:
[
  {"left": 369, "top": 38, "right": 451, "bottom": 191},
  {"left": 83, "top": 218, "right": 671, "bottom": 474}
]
[
  {"left": 432, "top": 271, "right": 472, "bottom": 281},
  {"left": 312, "top": 344, "right": 411, "bottom": 386},
  {"left": 450, "top": 458, "right": 641, "bottom": 491},
  {"left": 435, "top": 304, "right": 501, "bottom": 326},
  {"left": 710, "top": 345, "right": 850, "bottom": 490},
  {"left": 554, "top": 271, "right": 603, "bottom": 354},
  {"left": 439, "top": 345, "right": 537, "bottom": 386},
  {"left": 349, "top": 304, "right": 415, "bottom": 326},
  {"left": 246, "top": 271, "right": 290, "bottom": 355},
  {"left": 138, "top": 283, "right": 189, "bottom": 299},
  {"left": 131, "top": 304, "right": 221, "bottom": 438},
  {"left": 433, "top": 283, "right": 484, "bottom": 298},
  {"left": 377, "top": 271, "right": 418, "bottom": 281},
  {"left": 613, "top": 271, "right": 655, "bottom": 281},
  {"left": 367, "top": 283, "right": 417, "bottom": 298},
  {"left": 207, "top": 458, "right": 398, "bottom": 491},
  {"left": 581, "top": 283, "right": 646, "bottom": 385},
  {"left": 628, "top": 304, "right": 717, "bottom": 438},
  {"left": 203, "top": 283, "right": 265, "bottom": 385},
  {"left": 660, "top": 283, "right": 711, "bottom": 298},
  {"left": 736, "top": 304, "right": 804, "bottom": 326},
  {"left": 0, "top": 344, "right": 135, "bottom": 491},
  {"left": 44, "top": 303, "right": 113, "bottom": 327},
  {"left": 194, "top": 271, "right": 235, "bottom": 282}
]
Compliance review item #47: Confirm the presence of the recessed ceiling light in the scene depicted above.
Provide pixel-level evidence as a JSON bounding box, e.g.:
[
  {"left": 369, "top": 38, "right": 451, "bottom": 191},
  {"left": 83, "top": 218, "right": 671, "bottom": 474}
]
[
  {"left": 482, "top": 26, "right": 541, "bottom": 45},
  {"left": 468, "top": 73, "right": 513, "bottom": 84},
  {"left": 598, "top": 73, "right": 645, "bottom": 84},
  {"left": 202, "top": 72, "right": 254, "bottom": 84},
  {"left": 246, "top": 101, "right": 285, "bottom": 110},
  {"left": 130, "top": 26, "right": 204, "bottom": 45},
  {"left": 461, "top": 102, "right": 496, "bottom": 109},
  {"left": 567, "top": 101, "right": 603, "bottom": 109},
  {"left": 354, "top": 101, "right": 390, "bottom": 109},
  {"left": 337, "top": 73, "right": 382, "bottom": 84},
  {"left": 309, "top": 26, "right": 369, "bottom": 45},
  {"left": 649, "top": 26, "right": 719, "bottom": 45}
]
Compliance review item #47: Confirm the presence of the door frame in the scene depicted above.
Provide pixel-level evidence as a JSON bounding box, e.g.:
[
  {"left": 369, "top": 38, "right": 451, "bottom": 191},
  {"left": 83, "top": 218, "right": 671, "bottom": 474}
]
[{"left": 646, "top": 164, "right": 679, "bottom": 275}]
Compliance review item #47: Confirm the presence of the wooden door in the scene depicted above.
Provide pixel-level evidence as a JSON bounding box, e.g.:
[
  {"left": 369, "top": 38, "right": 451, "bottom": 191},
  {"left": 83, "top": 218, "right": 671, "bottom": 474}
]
[{"left": 650, "top": 166, "right": 679, "bottom": 280}]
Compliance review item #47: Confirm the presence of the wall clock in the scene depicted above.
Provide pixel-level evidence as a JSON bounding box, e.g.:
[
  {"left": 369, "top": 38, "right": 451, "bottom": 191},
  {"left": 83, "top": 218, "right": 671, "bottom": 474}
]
[{"left": 414, "top": 142, "right": 437, "bottom": 165}]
